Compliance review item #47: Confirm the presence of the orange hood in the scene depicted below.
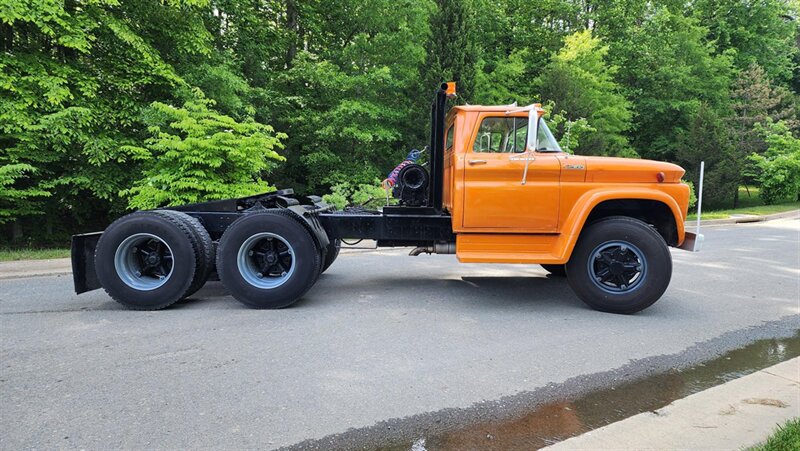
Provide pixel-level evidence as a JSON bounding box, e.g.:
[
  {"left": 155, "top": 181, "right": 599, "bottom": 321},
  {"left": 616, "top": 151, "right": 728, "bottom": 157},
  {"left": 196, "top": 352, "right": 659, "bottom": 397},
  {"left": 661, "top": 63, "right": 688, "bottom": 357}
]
[{"left": 579, "top": 156, "right": 685, "bottom": 183}]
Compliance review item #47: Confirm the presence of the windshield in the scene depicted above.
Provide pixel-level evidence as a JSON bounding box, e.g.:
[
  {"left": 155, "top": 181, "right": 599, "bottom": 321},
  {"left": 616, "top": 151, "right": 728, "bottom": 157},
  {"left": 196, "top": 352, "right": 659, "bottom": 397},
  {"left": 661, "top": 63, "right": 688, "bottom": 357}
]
[{"left": 535, "top": 118, "right": 563, "bottom": 152}]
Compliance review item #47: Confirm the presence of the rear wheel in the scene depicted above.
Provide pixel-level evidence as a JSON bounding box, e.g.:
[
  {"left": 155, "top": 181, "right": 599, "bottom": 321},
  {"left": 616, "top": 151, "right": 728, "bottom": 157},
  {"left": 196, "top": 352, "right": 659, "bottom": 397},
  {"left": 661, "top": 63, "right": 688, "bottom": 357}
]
[
  {"left": 95, "top": 211, "right": 199, "bottom": 310},
  {"left": 321, "top": 238, "right": 340, "bottom": 273},
  {"left": 151, "top": 210, "right": 214, "bottom": 298},
  {"left": 566, "top": 216, "right": 672, "bottom": 314},
  {"left": 217, "top": 211, "right": 321, "bottom": 309},
  {"left": 540, "top": 264, "right": 566, "bottom": 277}
]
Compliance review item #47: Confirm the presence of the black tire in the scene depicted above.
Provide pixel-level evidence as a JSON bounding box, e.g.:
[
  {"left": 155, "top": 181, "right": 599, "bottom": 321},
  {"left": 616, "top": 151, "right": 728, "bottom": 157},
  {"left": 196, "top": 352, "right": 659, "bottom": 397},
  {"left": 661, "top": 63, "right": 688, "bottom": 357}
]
[
  {"left": 152, "top": 210, "right": 214, "bottom": 298},
  {"left": 321, "top": 238, "right": 341, "bottom": 273},
  {"left": 541, "top": 264, "right": 567, "bottom": 277},
  {"left": 216, "top": 211, "right": 321, "bottom": 309},
  {"left": 566, "top": 216, "right": 672, "bottom": 314},
  {"left": 95, "top": 211, "right": 199, "bottom": 310}
]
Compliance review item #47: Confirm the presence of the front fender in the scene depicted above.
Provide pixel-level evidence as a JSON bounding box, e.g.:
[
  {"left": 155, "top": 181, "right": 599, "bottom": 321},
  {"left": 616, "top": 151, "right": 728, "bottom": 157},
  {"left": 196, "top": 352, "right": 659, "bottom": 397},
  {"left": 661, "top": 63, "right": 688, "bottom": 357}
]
[{"left": 554, "top": 186, "right": 688, "bottom": 261}]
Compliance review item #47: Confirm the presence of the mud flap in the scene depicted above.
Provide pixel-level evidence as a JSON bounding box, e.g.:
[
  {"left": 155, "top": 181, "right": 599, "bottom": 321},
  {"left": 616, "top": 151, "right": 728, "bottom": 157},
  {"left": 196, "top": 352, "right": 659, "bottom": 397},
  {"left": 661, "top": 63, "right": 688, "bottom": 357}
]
[
  {"left": 679, "top": 231, "right": 704, "bottom": 252},
  {"left": 71, "top": 232, "right": 103, "bottom": 294}
]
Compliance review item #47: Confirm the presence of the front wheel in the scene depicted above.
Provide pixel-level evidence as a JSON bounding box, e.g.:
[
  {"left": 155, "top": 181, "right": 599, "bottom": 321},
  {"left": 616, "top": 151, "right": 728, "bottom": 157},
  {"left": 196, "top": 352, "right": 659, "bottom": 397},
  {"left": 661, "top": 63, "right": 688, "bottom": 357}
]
[{"left": 566, "top": 217, "right": 672, "bottom": 314}]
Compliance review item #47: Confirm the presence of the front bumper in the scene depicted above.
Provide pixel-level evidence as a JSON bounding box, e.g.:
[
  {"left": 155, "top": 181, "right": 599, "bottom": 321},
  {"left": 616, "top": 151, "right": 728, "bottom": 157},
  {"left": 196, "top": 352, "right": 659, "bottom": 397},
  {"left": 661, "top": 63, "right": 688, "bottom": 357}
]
[{"left": 679, "top": 231, "right": 704, "bottom": 252}]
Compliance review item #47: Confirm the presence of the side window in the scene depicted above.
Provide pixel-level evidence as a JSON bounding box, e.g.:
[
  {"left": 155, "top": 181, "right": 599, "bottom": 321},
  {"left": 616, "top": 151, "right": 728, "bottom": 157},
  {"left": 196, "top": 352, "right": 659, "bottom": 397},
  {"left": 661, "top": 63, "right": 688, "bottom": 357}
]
[
  {"left": 472, "top": 117, "right": 527, "bottom": 153},
  {"left": 445, "top": 124, "right": 454, "bottom": 151}
]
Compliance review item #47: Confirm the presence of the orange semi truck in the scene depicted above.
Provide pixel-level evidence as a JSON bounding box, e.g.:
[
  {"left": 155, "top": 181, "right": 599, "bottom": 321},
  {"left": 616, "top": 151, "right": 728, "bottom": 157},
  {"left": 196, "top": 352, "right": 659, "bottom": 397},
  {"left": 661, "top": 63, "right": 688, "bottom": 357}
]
[{"left": 71, "top": 83, "right": 702, "bottom": 314}]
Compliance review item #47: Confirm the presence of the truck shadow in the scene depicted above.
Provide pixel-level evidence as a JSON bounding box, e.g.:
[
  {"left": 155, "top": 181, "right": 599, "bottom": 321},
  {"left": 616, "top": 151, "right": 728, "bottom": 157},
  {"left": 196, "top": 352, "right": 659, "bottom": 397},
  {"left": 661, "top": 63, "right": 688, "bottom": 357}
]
[
  {"left": 95, "top": 273, "right": 586, "bottom": 312},
  {"left": 176, "top": 273, "right": 585, "bottom": 312}
]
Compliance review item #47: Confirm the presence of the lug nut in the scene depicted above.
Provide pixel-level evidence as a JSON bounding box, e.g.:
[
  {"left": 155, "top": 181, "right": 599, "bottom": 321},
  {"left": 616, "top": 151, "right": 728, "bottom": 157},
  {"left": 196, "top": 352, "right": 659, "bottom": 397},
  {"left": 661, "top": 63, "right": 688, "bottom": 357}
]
[{"left": 256, "top": 273, "right": 263, "bottom": 278}]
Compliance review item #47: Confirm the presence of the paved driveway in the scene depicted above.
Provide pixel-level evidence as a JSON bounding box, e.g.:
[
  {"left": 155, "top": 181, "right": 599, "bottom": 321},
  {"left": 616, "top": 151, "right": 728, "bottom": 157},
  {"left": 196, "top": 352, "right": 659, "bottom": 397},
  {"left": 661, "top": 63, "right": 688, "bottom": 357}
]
[{"left": 1, "top": 218, "right": 798, "bottom": 449}]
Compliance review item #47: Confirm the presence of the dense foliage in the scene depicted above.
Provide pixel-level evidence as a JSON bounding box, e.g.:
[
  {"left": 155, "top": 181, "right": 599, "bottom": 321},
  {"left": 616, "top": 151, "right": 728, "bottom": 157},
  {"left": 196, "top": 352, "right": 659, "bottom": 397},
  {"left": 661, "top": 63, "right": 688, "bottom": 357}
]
[
  {"left": 1, "top": 0, "right": 798, "bottom": 245},
  {"left": 749, "top": 121, "right": 800, "bottom": 204}
]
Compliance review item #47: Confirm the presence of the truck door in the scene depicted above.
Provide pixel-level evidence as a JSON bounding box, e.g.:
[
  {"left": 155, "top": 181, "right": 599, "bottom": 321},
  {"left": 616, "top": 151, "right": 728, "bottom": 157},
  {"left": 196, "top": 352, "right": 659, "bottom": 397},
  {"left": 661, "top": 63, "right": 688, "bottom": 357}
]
[{"left": 462, "top": 115, "right": 561, "bottom": 231}]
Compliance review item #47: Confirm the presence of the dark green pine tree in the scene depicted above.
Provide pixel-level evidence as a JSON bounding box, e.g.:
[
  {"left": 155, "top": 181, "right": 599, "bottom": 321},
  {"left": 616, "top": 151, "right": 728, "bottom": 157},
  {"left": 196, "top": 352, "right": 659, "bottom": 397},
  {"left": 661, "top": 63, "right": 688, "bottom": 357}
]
[{"left": 424, "top": 0, "right": 479, "bottom": 103}]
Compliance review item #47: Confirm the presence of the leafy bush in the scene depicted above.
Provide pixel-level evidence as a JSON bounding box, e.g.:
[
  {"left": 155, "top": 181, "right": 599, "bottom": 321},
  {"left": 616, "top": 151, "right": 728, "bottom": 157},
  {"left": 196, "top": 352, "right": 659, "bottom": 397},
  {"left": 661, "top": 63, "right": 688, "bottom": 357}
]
[
  {"left": 0, "top": 164, "right": 50, "bottom": 223},
  {"left": 323, "top": 180, "right": 394, "bottom": 210},
  {"left": 684, "top": 180, "right": 698, "bottom": 210},
  {"left": 748, "top": 121, "right": 800, "bottom": 204},
  {"left": 121, "top": 91, "right": 286, "bottom": 209}
]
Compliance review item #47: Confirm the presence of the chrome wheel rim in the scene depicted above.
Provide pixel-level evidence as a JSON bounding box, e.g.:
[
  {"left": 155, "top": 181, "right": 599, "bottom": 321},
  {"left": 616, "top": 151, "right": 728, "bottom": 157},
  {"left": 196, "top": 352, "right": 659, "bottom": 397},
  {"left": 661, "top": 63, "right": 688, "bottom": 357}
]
[
  {"left": 237, "top": 232, "right": 296, "bottom": 289},
  {"left": 587, "top": 241, "right": 647, "bottom": 294},
  {"left": 114, "top": 233, "right": 174, "bottom": 291}
]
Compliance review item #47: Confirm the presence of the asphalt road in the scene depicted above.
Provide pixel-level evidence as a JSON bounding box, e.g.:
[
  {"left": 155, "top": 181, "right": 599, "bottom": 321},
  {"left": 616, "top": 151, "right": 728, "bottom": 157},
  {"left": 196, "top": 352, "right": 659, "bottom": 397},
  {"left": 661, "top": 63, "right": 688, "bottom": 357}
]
[{"left": 1, "top": 218, "right": 799, "bottom": 450}]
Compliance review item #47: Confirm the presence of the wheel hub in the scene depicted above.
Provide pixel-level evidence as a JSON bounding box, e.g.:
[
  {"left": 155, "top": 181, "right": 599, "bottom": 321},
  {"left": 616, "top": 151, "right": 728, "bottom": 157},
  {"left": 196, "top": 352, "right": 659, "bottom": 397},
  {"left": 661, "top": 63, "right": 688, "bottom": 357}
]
[
  {"left": 587, "top": 241, "right": 647, "bottom": 294},
  {"left": 237, "top": 232, "right": 296, "bottom": 289},
  {"left": 114, "top": 233, "right": 174, "bottom": 291}
]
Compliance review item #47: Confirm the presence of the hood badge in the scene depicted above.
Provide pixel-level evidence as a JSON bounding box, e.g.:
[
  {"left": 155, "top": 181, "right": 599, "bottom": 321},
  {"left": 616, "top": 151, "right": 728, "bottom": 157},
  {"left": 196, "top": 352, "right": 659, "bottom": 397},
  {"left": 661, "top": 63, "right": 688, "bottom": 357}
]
[{"left": 564, "top": 164, "right": 584, "bottom": 170}]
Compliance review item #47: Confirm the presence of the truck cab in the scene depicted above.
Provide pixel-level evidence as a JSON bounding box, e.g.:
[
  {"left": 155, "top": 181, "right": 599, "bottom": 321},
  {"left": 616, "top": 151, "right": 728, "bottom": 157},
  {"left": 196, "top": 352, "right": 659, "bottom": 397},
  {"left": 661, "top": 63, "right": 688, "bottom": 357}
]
[
  {"left": 442, "top": 105, "right": 692, "bottom": 266},
  {"left": 71, "top": 83, "right": 701, "bottom": 314}
]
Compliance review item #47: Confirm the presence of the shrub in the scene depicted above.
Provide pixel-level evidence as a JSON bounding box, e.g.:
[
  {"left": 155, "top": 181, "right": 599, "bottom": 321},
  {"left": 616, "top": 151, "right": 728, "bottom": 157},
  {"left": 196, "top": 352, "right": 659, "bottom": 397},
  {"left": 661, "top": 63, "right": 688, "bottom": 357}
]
[{"left": 749, "top": 121, "right": 800, "bottom": 204}]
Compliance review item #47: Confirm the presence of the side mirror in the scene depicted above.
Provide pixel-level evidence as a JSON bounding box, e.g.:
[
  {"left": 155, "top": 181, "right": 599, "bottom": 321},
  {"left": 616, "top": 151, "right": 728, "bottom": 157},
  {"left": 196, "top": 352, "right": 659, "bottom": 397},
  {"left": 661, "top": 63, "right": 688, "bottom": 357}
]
[
  {"left": 522, "top": 109, "right": 541, "bottom": 185},
  {"left": 526, "top": 110, "right": 539, "bottom": 153}
]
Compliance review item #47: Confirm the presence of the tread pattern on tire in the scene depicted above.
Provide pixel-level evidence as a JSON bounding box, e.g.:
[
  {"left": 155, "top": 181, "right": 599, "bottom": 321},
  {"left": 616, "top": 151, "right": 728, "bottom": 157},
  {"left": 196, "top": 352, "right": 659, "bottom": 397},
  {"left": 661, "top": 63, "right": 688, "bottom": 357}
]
[
  {"left": 152, "top": 210, "right": 214, "bottom": 297},
  {"left": 268, "top": 208, "right": 325, "bottom": 281},
  {"left": 216, "top": 209, "right": 322, "bottom": 308},
  {"left": 96, "top": 211, "right": 200, "bottom": 310},
  {"left": 566, "top": 215, "right": 671, "bottom": 314}
]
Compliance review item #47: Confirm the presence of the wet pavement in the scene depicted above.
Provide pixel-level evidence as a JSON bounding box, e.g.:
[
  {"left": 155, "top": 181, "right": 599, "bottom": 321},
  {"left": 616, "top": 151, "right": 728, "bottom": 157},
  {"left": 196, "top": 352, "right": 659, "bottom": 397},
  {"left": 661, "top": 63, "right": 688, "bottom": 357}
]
[{"left": 367, "top": 332, "right": 800, "bottom": 450}]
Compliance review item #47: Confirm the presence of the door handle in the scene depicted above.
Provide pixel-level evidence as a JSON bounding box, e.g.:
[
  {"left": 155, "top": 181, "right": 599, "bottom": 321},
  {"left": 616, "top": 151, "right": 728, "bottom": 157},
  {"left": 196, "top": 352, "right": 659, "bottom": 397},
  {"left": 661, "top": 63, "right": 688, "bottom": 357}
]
[{"left": 468, "top": 159, "right": 487, "bottom": 165}]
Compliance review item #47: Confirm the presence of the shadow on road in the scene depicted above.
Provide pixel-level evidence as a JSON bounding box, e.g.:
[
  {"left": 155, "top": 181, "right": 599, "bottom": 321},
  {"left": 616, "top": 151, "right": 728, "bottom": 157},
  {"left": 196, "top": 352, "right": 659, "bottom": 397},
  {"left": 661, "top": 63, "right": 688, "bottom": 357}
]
[{"left": 169, "top": 272, "right": 588, "bottom": 312}]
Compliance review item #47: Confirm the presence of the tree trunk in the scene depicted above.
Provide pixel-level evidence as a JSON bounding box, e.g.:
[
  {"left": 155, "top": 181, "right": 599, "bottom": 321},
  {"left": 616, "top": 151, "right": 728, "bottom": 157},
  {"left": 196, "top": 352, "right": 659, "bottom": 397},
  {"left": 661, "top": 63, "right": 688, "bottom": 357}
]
[
  {"left": 285, "top": 0, "right": 298, "bottom": 68},
  {"left": 12, "top": 220, "right": 22, "bottom": 242}
]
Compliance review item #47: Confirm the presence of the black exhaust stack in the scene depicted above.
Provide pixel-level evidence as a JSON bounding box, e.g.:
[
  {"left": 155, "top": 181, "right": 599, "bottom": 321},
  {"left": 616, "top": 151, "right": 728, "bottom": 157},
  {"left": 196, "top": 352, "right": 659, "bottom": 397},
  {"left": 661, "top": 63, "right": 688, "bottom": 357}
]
[{"left": 429, "top": 83, "right": 450, "bottom": 212}]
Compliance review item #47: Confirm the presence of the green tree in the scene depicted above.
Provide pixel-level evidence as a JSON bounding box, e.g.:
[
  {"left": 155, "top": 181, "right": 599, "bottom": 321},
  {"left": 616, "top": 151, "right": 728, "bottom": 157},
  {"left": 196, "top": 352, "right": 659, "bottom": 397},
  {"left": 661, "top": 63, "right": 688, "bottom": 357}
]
[
  {"left": 613, "top": 7, "right": 734, "bottom": 163},
  {"left": 0, "top": 0, "right": 216, "bottom": 241},
  {"left": 473, "top": 49, "right": 531, "bottom": 105},
  {"left": 536, "top": 30, "right": 634, "bottom": 156},
  {"left": 693, "top": 0, "right": 798, "bottom": 84},
  {"left": 250, "top": 0, "right": 433, "bottom": 193},
  {"left": 727, "top": 63, "right": 797, "bottom": 206},
  {"left": 749, "top": 121, "right": 800, "bottom": 204},
  {"left": 677, "top": 103, "right": 738, "bottom": 207},
  {"left": 121, "top": 93, "right": 285, "bottom": 209},
  {"left": 0, "top": 164, "right": 50, "bottom": 223},
  {"left": 424, "top": 0, "right": 479, "bottom": 102}
]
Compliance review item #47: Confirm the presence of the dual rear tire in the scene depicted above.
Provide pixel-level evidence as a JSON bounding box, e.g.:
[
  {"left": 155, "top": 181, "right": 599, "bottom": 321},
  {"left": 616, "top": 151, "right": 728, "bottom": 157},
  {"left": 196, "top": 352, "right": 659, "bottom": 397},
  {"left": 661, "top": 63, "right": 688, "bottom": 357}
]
[
  {"left": 95, "top": 210, "right": 214, "bottom": 310},
  {"left": 96, "top": 209, "right": 327, "bottom": 310},
  {"left": 215, "top": 211, "right": 321, "bottom": 309}
]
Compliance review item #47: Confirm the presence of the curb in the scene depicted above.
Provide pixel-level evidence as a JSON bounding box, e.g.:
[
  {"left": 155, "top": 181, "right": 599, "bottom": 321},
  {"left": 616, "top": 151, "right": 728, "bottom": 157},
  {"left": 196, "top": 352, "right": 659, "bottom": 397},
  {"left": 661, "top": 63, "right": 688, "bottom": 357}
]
[
  {"left": 685, "top": 208, "right": 799, "bottom": 229},
  {"left": 0, "top": 257, "right": 72, "bottom": 281},
  {"left": 544, "top": 357, "right": 800, "bottom": 450},
  {"left": 0, "top": 271, "right": 72, "bottom": 280}
]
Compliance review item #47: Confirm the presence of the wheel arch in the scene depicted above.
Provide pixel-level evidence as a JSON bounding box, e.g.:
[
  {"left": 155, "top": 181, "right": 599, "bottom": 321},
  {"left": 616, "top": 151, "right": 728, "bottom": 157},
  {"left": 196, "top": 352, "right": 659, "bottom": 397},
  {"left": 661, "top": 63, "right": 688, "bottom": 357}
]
[
  {"left": 556, "top": 189, "right": 685, "bottom": 261},
  {"left": 586, "top": 199, "right": 679, "bottom": 246}
]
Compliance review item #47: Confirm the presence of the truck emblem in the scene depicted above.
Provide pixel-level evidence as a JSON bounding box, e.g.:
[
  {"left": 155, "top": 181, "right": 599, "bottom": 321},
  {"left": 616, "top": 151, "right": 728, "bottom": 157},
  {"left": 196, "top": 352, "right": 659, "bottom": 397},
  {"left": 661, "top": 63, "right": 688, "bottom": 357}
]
[{"left": 564, "top": 164, "right": 584, "bottom": 170}]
